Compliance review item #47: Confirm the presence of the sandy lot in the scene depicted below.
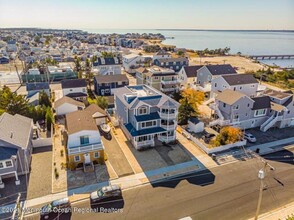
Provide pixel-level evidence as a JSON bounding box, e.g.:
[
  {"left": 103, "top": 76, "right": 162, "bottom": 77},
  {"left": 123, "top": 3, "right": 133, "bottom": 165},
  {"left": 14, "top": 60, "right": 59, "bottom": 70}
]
[
  {"left": 190, "top": 55, "right": 265, "bottom": 73},
  {"left": 0, "top": 59, "right": 24, "bottom": 72}
]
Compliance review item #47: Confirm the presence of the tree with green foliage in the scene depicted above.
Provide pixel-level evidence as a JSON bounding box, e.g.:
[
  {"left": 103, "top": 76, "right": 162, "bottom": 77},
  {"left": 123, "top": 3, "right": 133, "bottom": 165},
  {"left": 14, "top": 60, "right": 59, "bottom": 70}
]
[
  {"left": 45, "top": 107, "right": 54, "bottom": 130},
  {"left": 0, "top": 86, "right": 30, "bottom": 116},
  {"left": 96, "top": 96, "right": 108, "bottom": 109},
  {"left": 39, "top": 91, "right": 51, "bottom": 107},
  {"left": 74, "top": 56, "right": 82, "bottom": 72},
  {"left": 177, "top": 50, "right": 184, "bottom": 56},
  {"left": 178, "top": 97, "right": 196, "bottom": 125},
  {"left": 101, "top": 52, "right": 115, "bottom": 58}
]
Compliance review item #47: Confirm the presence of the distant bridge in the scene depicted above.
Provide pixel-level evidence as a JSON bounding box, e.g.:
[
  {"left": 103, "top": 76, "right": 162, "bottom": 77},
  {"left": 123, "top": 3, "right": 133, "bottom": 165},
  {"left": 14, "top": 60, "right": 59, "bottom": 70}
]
[{"left": 249, "top": 55, "right": 294, "bottom": 60}]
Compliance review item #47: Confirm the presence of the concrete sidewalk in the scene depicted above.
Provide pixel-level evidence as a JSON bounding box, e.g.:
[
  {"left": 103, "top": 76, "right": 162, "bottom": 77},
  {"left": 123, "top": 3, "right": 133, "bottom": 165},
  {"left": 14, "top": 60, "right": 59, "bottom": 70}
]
[
  {"left": 215, "top": 137, "right": 294, "bottom": 164},
  {"left": 9, "top": 159, "right": 202, "bottom": 214},
  {"left": 248, "top": 201, "right": 294, "bottom": 220}
]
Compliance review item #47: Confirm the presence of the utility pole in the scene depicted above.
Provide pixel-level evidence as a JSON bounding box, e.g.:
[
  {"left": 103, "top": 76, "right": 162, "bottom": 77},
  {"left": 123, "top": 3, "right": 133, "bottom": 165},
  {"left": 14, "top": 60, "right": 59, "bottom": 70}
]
[{"left": 254, "top": 160, "right": 275, "bottom": 220}]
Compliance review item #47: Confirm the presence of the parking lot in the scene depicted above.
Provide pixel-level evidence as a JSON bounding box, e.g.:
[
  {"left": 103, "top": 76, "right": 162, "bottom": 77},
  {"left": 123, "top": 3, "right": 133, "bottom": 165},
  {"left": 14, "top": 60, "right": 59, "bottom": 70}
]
[{"left": 245, "top": 127, "right": 294, "bottom": 146}]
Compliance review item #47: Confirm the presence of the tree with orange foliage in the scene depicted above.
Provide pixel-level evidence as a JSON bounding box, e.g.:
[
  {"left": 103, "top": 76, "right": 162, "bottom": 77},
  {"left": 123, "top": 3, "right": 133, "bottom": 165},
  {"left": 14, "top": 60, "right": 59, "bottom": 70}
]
[{"left": 211, "top": 126, "right": 243, "bottom": 147}]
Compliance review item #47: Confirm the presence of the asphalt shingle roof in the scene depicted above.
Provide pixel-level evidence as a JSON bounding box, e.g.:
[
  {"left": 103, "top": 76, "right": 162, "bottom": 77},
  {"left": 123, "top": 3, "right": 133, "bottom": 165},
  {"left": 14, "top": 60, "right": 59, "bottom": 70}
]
[
  {"left": 61, "top": 79, "right": 87, "bottom": 89},
  {"left": 206, "top": 64, "right": 237, "bottom": 75},
  {"left": 216, "top": 89, "right": 247, "bottom": 105},
  {"left": 54, "top": 96, "right": 85, "bottom": 108},
  {"left": 94, "top": 74, "right": 128, "bottom": 84},
  {"left": 124, "top": 123, "right": 166, "bottom": 137},
  {"left": 26, "top": 82, "right": 49, "bottom": 91},
  {"left": 134, "top": 112, "right": 160, "bottom": 122},
  {"left": 252, "top": 96, "right": 271, "bottom": 110},
  {"left": 222, "top": 74, "right": 258, "bottom": 85},
  {"left": 183, "top": 65, "right": 203, "bottom": 78},
  {"left": 0, "top": 146, "right": 17, "bottom": 160},
  {"left": 66, "top": 110, "right": 98, "bottom": 135},
  {"left": 0, "top": 113, "right": 32, "bottom": 149}
]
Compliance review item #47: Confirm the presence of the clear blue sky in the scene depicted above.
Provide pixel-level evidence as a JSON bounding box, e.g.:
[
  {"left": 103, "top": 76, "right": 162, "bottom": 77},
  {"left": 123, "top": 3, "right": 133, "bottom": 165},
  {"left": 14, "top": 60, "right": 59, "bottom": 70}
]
[{"left": 0, "top": 0, "right": 293, "bottom": 30}]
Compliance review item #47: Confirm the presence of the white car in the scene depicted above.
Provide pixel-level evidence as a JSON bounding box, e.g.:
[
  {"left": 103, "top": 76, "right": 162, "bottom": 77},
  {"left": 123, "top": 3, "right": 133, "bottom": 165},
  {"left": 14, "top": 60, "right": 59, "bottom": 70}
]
[{"left": 244, "top": 133, "right": 257, "bottom": 143}]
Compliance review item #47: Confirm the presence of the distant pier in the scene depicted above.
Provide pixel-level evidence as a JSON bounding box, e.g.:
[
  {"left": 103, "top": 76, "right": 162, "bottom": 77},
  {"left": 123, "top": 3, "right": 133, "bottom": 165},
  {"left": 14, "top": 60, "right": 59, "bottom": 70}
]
[{"left": 249, "top": 55, "right": 294, "bottom": 60}]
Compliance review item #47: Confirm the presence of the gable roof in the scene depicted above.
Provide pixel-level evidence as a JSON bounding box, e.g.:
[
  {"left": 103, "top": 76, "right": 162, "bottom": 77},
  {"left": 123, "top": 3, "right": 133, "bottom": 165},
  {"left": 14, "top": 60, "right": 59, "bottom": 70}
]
[
  {"left": 136, "top": 67, "right": 149, "bottom": 74},
  {"left": 85, "top": 104, "right": 106, "bottom": 116},
  {"left": 93, "top": 57, "right": 122, "bottom": 66},
  {"left": 205, "top": 64, "right": 237, "bottom": 75},
  {"left": 0, "top": 113, "right": 32, "bottom": 149},
  {"left": 94, "top": 74, "right": 128, "bottom": 84},
  {"left": 54, "top": 96, "right": 85, "bottom": 109},
  {"left": 26, "top": 82, "right": 49, "bottom": 91},
  {"left": 222, "top": 74, "right": 258, "bottom": 86},
  {"left": 0, "top": 146, "right": 18, "bottom": 160},
  {"left": 61, "top": 79, "right": 87, "bottom": 89},
  {"left": 65, "top": 110, "right": 98, "bottom": 135},
  {"left": 183, "top": 65, "right": 203, "bottom": 78},
  {"left": 155, "top": 57, "right": 188, "bottom": 63},
  {"left": 216, "top": 89, "right": 248, "bottom": 105},
  {"left": 264, "top": 89, "right": 292, "bottom": 100},
  {"left": 251, "top": 96, "right": 271, "bottom": 110}
]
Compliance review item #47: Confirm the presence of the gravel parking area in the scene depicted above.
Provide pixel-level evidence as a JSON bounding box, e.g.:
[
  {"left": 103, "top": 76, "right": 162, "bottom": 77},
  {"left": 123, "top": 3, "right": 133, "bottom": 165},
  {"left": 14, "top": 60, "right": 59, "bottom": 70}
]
[
  {"left": 27, "top": 146, "right": 52, "bottom": 199},
  {"left": 245, "top": 127, "right": 294, "bottom": 147}
]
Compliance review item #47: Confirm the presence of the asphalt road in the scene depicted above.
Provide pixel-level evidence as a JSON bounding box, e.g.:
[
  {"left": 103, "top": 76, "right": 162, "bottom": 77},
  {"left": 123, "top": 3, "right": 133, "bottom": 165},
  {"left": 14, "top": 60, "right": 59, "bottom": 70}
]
[{"left": 23, "top": 149, "right": 294, "bottom": 220}]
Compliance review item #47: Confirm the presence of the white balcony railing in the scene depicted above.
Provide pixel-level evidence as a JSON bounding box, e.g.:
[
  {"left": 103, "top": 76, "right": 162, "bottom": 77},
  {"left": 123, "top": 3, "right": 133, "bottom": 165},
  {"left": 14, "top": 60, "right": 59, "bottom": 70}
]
[
  {"left": 134, "top": 140, "right": 154, "bottom": 148},
  {"left": 158, "top": 135, "right": 176, "bottom": 143},
  {"left": 160, "top": 112, "right": 177, "bottom": 119},
  {"left": 161, "top": 123, "right": 176, "bottom": 130},
  {"left": 68, "top": 143, "right": 103, "bottom": 155},
  {"left": 161, "top": 79, "right": 178, "bottom": 85},
  {"left": 161, "top": 87, "right": 177, "bottom": 92}
]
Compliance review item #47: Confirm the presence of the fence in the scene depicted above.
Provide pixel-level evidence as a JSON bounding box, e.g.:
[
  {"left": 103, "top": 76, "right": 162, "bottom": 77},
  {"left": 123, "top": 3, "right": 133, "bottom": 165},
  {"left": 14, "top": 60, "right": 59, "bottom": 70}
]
[{"left": 181, "top": 129, "right": 247, "bottom": 154}]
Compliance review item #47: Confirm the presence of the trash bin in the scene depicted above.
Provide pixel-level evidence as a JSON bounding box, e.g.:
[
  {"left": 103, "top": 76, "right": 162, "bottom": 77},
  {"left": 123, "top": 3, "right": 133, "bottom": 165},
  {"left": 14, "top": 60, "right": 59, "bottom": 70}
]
[{"left": 212, "top": 154, "right": 216, "bottom": 160}]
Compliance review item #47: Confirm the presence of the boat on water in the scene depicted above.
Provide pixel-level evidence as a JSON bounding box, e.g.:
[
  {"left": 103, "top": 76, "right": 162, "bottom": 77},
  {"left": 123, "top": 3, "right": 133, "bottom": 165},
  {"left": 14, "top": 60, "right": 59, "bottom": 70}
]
[{"left": 100, "top": 123, "right": 111, "bottom": 134}]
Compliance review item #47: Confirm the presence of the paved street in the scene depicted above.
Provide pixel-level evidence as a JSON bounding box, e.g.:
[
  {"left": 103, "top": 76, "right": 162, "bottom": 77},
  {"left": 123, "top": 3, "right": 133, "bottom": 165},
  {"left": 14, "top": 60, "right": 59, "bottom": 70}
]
[{"left": 24, "top": 149, "right": 294, "bottom": 220}]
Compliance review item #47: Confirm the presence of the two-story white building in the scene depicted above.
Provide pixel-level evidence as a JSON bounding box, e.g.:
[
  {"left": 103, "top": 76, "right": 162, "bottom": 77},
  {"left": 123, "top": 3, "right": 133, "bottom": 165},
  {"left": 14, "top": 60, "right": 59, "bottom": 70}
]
[
  {"left": 211, "top": 74, "right": 259, "bottom": 97},
  {"left": 61, "top": 79, "right": 87, "bottom": 101}
]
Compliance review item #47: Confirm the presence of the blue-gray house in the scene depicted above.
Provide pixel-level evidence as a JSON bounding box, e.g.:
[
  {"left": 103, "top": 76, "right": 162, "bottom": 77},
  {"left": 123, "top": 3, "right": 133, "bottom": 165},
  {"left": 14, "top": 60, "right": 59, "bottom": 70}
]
[
  {"left": 153, "top": 57, "right": 189, "bottom": 72},
  {"left": 94, "top": 74, "right": 129, "bottom": 96},
  {"left": 113, "top": 85, "right": 180, "bottom": 150}
]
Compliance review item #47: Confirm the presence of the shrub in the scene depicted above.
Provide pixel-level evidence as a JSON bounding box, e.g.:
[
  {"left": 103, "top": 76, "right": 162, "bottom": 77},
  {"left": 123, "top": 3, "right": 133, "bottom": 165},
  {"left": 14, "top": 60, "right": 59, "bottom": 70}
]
[
  {"left": 210, "top": 126, "right": 242, "bottom": 147},
  {"left": 60, "top": 149, "right": 64, "bottom": 157}
]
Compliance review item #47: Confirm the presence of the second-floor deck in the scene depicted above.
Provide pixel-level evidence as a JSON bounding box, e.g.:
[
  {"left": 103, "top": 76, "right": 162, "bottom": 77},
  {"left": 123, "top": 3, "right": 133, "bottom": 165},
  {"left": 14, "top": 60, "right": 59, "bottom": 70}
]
[{"left": 68, "top": 142, "right": 103, "bottom": 155}]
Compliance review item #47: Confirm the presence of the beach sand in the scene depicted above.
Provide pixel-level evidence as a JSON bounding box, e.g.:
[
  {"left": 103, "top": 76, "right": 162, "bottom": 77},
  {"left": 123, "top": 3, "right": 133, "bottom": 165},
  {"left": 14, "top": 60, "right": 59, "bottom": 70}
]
[{"left": 190, "top": 55, "right": 265, "bottom": 73}]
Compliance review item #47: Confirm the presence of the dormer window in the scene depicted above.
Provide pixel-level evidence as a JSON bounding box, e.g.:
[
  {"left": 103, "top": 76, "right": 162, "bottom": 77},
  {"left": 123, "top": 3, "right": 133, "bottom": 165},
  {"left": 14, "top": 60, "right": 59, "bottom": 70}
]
[{"left": 138, "top": 106, "right": 148, "bottom": 115}]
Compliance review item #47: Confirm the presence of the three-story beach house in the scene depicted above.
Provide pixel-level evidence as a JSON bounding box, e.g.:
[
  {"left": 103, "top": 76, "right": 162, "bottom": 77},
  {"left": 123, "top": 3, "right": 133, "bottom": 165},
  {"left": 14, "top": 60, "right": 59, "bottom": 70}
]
[
  {"left": 113, "top": 85, "right": 180, "bottom": 150},
  {"left": 136, "top": 66, "right": 179, "bottom": 94}
]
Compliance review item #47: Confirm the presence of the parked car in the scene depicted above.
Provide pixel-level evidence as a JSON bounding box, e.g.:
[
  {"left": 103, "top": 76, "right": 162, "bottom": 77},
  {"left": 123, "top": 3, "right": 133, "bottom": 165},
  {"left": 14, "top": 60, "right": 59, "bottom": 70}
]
[
  {"left": 90, "top": 185, "right": 122, "bottom": 204},
  {"left": 40, "top": 198, "right": 71, "bottom": 219},
  {"left": 244, "top": 133, "right": 257, "bottom": 143}
]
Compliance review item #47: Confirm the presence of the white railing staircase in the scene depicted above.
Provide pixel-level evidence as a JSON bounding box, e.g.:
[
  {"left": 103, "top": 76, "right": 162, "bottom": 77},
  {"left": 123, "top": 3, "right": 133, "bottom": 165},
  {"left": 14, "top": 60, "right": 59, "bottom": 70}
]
[{"left": 260, "top": 114, "right": 281, "bottom": 132}]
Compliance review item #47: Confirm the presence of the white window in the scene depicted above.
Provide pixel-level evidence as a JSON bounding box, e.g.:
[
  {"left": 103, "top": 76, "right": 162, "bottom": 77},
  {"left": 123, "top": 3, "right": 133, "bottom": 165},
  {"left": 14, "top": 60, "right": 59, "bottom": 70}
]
[
  {"left": 74, "top": 155, "right": 80, "bottom": 162},
  {"left": 94, "top": 152, "right": 100, "bottom": 158},
  {"left": 0, "top": 162, "right": 3, "bottom": 169},
  {"left": 105, "top": 89, "right": 110, "bottom": 93},
  {"left": 82, "top": 88, "right": 86, "bottom": 92},
  {"left": 254, "top": 109, "right": 267, "bottom": 117},
  {"left": 138, "top": 106, "right": 147, "bottom": 115},
  {"left": 5, "top": 161, "right": 12, "bottom": 167}
]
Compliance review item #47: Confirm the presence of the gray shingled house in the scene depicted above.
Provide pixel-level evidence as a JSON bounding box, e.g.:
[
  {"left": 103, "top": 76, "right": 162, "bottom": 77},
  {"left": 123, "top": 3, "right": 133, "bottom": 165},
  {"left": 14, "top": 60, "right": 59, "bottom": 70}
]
[{"left": 0, "top": 113, "right": 33, "bottom": 188}]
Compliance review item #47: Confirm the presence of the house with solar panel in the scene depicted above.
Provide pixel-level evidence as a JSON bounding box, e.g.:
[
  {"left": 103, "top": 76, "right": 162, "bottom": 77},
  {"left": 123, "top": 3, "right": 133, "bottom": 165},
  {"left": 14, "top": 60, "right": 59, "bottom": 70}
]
[{"left": 113, "top": 85, "right": 180, "bottom": 150}]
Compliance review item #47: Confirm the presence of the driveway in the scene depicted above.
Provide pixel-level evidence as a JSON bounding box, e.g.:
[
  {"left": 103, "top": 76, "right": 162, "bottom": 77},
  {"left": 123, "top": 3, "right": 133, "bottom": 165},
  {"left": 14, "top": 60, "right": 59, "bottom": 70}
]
[
  {"left": 27, "top": 146, "right": 52, "bottom": 199},
  {"left": 246, "top": 127, "right": 294, "bottom": 146},
  {"left": 102, "top": 133, "right": 134, "bottom": 177}
]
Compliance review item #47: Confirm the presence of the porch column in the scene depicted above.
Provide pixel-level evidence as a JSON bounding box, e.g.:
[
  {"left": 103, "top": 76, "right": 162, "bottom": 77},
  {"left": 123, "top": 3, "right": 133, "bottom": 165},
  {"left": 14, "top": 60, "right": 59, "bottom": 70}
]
[
  {"left": 0, "top": 176, "right": 4, "bottom": 188},
  {"left": 15, "top": 171, "right": 20, "bottom": 185}
]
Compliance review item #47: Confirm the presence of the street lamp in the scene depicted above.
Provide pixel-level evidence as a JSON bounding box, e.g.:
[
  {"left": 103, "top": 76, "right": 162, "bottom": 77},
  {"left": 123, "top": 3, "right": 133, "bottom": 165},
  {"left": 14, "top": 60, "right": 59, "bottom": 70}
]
[{"left": 255, "top": 168, "right": 265, "bottom": 220}]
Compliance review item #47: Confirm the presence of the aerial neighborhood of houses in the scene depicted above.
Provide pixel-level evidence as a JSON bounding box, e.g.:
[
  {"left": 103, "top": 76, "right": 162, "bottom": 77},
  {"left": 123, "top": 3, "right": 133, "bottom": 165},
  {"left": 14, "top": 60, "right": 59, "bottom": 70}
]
[{"left": 0, "top": 28, "right": 293, "bottom": 218}]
